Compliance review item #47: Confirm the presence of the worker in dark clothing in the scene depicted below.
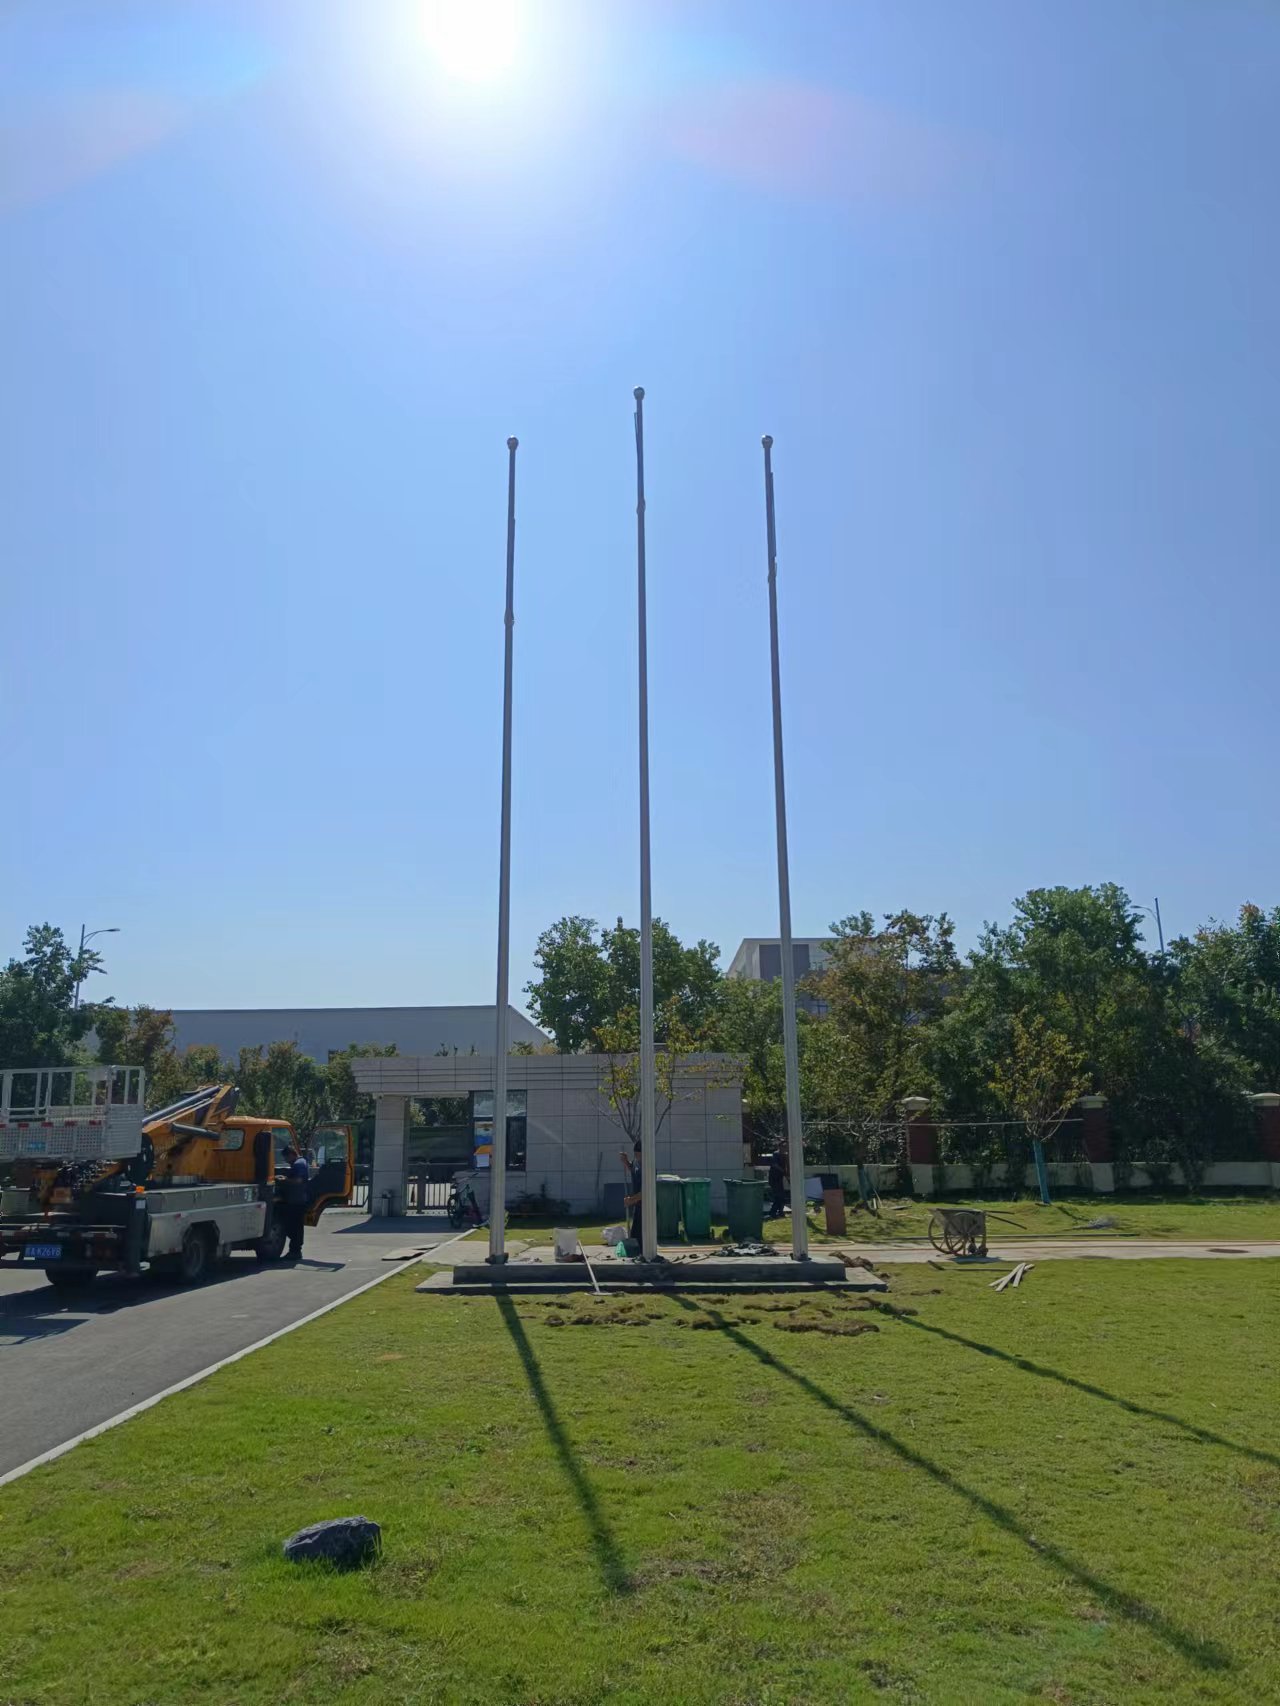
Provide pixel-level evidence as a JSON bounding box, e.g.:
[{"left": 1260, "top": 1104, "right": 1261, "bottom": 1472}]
[
  {"left": 620, "top": 1140, "right": 643, "bottom": 1252},
  {"left": 768, "top": 1149, "right": 787, "bottom": 1219},
  {"left": 280, "top": 1142, "right": 310, "bottom": 1261}
]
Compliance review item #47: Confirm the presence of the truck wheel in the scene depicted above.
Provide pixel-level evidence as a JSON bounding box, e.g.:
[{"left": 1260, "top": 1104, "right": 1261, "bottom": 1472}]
[
  {"left": 178, "top": 1228, "right": 213, "bottom": 1285},
  {"left": 255, "top": 1220, "right": 287, "bottom": 1263},
  {"left": 47, "top": 1268, "right": 96, "bottom": 1294}
]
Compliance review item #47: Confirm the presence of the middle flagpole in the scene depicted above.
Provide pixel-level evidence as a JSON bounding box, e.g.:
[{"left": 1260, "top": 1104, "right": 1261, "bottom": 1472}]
[
  {"left": 762, "top": 434, "right": 809, "bottom": 1261},
  {"left": 634, "top": 387, "right": 658, "bottom": 1260},
  {"left": 488, "top": 434, "right": 518, "bottom": 1263}
]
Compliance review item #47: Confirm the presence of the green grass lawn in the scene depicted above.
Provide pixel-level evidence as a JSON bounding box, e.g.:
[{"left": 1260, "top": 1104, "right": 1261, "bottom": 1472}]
[
  {"left": 0, "top": 1269, "right": 1276, "bottom": 1706},
  {"left": 3, "top": 1261, "right": 1278, "bottom": 1703},
  {"left": 481, "top": 1192, "right": 1280, "bottom": 1248}
]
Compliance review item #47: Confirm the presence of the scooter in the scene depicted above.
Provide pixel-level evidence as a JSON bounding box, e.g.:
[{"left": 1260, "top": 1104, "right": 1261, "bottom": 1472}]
[{"left": 446, "top": 1179, "right": 484, "bottom": 1229}]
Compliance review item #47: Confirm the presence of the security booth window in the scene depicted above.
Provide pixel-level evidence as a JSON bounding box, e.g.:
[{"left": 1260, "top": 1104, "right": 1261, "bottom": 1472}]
[{"left": 472, "top": 1090, "right": 527, "bottom": 1171}]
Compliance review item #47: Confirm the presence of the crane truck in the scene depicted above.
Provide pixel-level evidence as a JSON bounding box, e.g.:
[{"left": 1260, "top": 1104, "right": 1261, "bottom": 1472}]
[{"left": 0, "top": 1065, "right": 354, "bottom": 1290}]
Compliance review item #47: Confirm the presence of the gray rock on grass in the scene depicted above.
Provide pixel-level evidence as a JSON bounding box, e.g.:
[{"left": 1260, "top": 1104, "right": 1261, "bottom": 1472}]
[{"left": 283, "top": 1515, "right": 382, "bottom": 1568}]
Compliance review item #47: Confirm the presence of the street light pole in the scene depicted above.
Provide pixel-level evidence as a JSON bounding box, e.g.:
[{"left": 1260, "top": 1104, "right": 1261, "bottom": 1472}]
[
  {"left": 73, "top": 924, "right": 119, "bottom": 1010},
  {"left": 634, "top": 388, "right": 658, "bottom": 1261},
  {"left": 1138, "top": 898, "right": 1166, "bottom": 959},
  {"left": 761, "top": 437, "right": 808, "bottom": 1261},
  {"left": 488, "top": 436, "right": 519, "bottom": 1265}
]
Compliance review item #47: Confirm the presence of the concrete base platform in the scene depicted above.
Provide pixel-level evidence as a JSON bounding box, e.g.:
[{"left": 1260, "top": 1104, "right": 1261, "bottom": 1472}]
[{"left": 418, "top": 1258, "right": 886, "bottom": 1295}]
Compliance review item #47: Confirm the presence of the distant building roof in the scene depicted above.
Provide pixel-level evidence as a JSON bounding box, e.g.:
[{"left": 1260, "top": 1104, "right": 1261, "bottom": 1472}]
[{"left": 167, "top": 1005, "right": 548, "bottom": 1063}]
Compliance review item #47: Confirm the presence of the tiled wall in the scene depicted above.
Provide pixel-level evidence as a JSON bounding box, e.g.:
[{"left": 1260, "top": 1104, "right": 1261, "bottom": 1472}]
[
  {"left": 524, "top": 1069, "right": 744, "bottom": 1214},
  {"left": 354, "top": 1054, "right": 746, "bottom": 1215}
]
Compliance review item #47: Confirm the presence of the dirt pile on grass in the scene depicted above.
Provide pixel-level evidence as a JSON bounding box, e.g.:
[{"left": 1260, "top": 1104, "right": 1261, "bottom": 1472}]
[{"left": 519, "top": 1292, "right": 901, "bottom": 1339}]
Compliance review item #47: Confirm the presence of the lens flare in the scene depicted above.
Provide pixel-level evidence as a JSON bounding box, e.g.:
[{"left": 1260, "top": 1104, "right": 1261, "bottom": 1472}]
[{"left": 420, "top": 0, "right": 522, "bottom": 84}]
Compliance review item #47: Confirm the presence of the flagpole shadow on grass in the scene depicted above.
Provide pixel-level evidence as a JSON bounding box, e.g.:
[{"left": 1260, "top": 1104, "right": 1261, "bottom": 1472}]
[
  {"left": 893, "top": 1314, "right": 1280, "bottom": 1472},
  {"left": 673, "top": 1299, "right": 1231, "bottom": 1675},
  {"left": 496, "top": 1297, "right": 633, "bottom": 1596}
]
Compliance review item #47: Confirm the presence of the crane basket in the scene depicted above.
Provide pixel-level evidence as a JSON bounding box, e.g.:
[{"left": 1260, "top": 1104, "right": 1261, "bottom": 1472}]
[{"left": 0, "top": 1065, "right": 147, "bottom": 1163}]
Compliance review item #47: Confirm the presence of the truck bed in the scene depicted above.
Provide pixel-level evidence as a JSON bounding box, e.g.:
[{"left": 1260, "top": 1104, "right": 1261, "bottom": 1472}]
[{"left": 0, "top": 1182, "right": 271, "bottom": 1275}]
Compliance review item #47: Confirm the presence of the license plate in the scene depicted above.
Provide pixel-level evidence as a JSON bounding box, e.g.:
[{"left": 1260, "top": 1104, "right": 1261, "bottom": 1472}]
[{"left": 23, "top": 1243, "right": 63, "bottom": 1261}]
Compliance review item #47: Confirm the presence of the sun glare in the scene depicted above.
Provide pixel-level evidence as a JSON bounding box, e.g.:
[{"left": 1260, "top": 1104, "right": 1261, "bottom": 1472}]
[{"left": 420, "top": 0, "right": 523, "bottom": 84}]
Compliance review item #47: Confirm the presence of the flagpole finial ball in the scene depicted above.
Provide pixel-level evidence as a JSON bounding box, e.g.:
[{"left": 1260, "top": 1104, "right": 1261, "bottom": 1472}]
[
  {"left": 762, "top": 434, "right": 773, "bottom": 450},
  {"left": 634, "top": 386, "right": 645, "bottom": 401},
  {"left": 507, "top": 437, "right": 518, "bottom": 450}
]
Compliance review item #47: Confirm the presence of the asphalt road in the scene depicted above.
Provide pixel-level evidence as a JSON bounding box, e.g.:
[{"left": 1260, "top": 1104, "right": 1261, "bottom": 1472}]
[{"left": 0, "top": 1210, "right": 457, "bottom": 1478}]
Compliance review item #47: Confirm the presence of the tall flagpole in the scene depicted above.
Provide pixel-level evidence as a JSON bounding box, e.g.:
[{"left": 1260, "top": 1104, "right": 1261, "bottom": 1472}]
[
  {"left": 634, "top": 388, "right": 658, "bottom": 1260},
  {"left": 762, "top": 435, "right": 808, "bottom": 1260},
  {"left": 488, "top": 434, "right": 518, "bottom": 1263}
]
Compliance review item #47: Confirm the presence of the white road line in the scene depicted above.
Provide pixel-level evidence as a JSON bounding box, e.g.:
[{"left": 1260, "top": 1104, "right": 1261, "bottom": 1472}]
[{"left": 0, "top": 1229, "right": 475, "bottom": 1491}]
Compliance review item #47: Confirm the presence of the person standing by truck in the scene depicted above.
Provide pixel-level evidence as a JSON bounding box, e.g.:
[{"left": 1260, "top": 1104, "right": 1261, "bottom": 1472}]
[{"left": 280, "top": 1142, "right": 310, "bottom": 1261}]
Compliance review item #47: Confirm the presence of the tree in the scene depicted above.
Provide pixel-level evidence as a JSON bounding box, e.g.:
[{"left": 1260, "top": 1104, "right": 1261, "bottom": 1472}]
[
  {"left": 798, "top": 1016, "right": 896, "bottom": 1165},
  {"left": 1171, "top": 904, "right": 1280, "bottom": 1090},
  {"left": 813, "top": 910, "right": 958, "bottom": 1118},
  {"left": 90, "top": 1004, "right": 192, "bottom": 1108},
  {"left": 594, "top": 1000, "right": 717, "bottom": 1145},
  {"left": 598, "top": 917, "right": 722, "bottom": 1041},
  {"left": 709, "top": 975, "right": 894, "bottom": 1164},
  {"left": 523, "top": 917, "right": 608, "bottom": 1051},
  {"left": 709, "top": 975, "right": 788, "bottom": 1146},
  {"left": 232, "top": 1042, "right": 328, "bottom": 1136},
  {"left": 525, "top": 915, "right": 722, "bottom": 1051},
  {"left": 323, "top": 1042, "right": 398, "bottom": 1125},
  {"left": 173, "top": 1044, "right": 229, "bottom": 1088},
  {"left": 0, "top": 924, "right": 103, "bottom": 1065},
  {"left": 990, "top": 1014, "right": 1088, "bottom": 1180},
  {"left": 965, "top": 884, "right": 1149, "bottom": 1084},
  {"left": 930, "top": 884, "right": 1159, "bottom": 1132},
  {"left": 86, "top": 1031, "right": 398, "bottom": 1132},
  {"left": 1116, "top": 1031, "right": 1253, "bottom": 1191}
]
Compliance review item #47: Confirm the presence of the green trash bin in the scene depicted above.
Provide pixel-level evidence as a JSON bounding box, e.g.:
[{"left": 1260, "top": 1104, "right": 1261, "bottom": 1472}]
[
  {"left": 680, "top": 1177, "right": 712, "bottom": 1242},
  {"left": 724, "top": 1176, "right": 766, "bottom": 1242},
  {"left": 656, "top": 1175, "right": 683, "bottom": 1242}
]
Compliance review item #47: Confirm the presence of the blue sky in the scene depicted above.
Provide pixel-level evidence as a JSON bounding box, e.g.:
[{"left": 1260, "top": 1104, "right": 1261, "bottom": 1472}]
[{"left": 3, "top": 0, "right": 1278, "bottom": 1012}]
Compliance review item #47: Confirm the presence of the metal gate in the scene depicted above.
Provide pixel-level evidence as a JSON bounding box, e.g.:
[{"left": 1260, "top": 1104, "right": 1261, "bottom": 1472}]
[{"left": 406, "top": 1174, "right": 451, "bottom": 1212}]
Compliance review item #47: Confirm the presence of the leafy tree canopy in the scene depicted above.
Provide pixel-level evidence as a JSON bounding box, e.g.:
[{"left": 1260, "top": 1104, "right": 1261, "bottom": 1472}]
[
  {"left": 709, "top": 974, "right": 788, "bottom": 1143},
  {"left": 933, "top": 884, "right": 1159, "bottom": 1119},
  {"left": 813, "top": 910, "right": 959, "bottom": 1114},
  {"left": 525, "top": 915, "right": 722, "bottom": 1051},
  {"left": 0, "top": 924, "right": 102, "bottom": 1066},
  {"left": 1171, "top": 903, "right": 1280, "bottom": 1090},
  {"left": 990, "top": 1013, "right": 1088, "bottom": 1147}
]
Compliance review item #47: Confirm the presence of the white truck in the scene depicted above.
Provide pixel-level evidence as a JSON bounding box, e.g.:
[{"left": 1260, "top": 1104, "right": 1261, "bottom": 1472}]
[{"left": 0, "top": 1066, "right": 353, "bottom": 1289}]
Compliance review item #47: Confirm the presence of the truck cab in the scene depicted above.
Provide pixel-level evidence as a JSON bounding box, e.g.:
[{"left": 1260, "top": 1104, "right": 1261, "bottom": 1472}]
[{"left": 210, "top": 1118, "right": 355, "bottom": 1225}]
